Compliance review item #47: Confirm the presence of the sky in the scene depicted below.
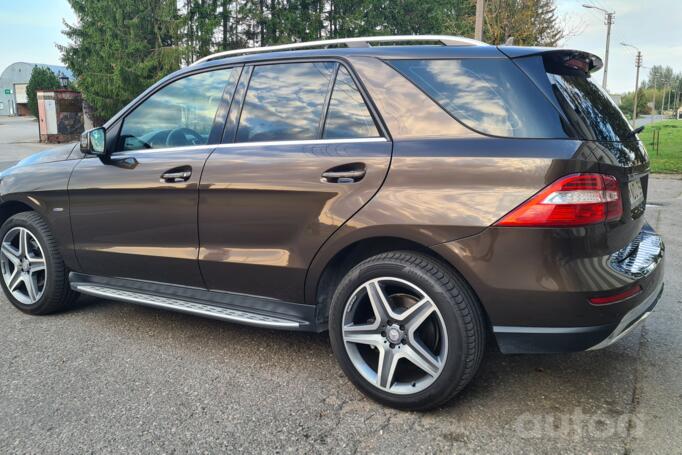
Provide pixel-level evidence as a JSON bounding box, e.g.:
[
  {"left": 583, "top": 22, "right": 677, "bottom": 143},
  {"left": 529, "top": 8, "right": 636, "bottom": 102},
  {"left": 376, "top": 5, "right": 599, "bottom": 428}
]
[
  {"left": 0, "top": 0, "right": 75, "bottom": 72},
  {"left": 1, "top": 0, "right": 680, "bottom": 95},
  {"left": 556, "top": 0, "right": 682, "bottom": 93}
]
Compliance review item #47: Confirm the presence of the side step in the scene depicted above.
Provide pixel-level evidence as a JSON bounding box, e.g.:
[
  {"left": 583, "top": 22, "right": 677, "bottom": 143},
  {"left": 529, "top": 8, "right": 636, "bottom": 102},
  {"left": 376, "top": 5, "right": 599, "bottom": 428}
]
[{"left": 71, "top": 283, "right": 306, "bottom": 330}]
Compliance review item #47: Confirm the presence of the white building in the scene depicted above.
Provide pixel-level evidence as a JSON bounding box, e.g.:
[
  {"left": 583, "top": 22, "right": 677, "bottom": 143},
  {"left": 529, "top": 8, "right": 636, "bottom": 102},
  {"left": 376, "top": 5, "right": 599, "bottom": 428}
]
[{"left": 0, "top": 62, "right": 72, "bottom": 116}]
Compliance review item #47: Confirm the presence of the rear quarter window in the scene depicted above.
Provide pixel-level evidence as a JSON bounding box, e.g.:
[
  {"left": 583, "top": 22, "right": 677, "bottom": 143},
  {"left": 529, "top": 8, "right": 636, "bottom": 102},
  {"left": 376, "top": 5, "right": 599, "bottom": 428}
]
[
  {"left": 389, "top": 58, "right": 570, "bottom": 139},
  {"left": 323, "top": 66, "right": 380, "bottom": 139}
]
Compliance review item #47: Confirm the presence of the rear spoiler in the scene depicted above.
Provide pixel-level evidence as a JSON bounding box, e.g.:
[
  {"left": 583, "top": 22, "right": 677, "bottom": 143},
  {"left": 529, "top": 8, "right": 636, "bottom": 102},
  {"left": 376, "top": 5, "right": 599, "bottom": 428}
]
[{"left": 497, "top": 46, "right": 604, "bottom": 75}]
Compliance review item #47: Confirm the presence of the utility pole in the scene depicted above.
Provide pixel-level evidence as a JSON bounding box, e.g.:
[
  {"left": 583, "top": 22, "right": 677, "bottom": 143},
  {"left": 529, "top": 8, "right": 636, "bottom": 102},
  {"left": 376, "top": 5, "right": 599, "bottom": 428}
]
[
  {"left": 583, "top": 5, "right": 615, "bottom": 90},
  {"left": 643, "top": 65, "right": 657, "bottom": 121},
  {"left": 652, "top": 77, "right": 658, "bottom": 121},
  {"left": 475, "top": 0, "right": 485, "bottom": 41},
  {"left": 633, "top": 51, "right": 642, "bottom": 122},
  {"left": 622, "top": 42, "right": 642, "bottom": 124},
  {"left": 663, "top": 87, "right": 670, "bottom": 111}
]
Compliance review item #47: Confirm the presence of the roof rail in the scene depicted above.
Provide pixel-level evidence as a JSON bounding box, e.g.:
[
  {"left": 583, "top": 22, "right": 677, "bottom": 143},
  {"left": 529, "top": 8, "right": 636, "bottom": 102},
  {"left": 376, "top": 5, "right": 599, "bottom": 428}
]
[{"left": 191, "top": 35, "right": 487, "bottom": 66}]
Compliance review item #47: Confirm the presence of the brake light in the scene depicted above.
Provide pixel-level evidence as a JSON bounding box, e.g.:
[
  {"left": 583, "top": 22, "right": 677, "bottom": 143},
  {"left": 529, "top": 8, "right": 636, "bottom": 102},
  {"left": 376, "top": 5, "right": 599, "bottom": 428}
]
[{"left": 496, "top": 173, "right": 623, "bottom": 227}]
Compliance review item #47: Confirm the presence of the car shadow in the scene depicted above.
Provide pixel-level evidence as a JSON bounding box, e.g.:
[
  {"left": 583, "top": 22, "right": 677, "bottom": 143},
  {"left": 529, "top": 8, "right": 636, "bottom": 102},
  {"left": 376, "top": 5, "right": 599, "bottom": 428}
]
[{"left": 72, "top": 295, "right": 641, "bottom": 423}]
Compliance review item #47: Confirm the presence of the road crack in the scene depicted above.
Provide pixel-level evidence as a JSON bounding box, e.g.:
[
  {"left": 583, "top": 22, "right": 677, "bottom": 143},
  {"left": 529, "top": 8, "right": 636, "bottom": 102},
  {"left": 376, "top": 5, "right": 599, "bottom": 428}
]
[{"left": 623, "top": 323, "right": 648, "bottom": 455}]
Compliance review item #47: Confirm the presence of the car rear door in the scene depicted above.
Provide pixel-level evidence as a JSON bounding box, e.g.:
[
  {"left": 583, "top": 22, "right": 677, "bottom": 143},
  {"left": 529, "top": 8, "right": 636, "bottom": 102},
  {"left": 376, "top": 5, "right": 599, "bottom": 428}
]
[
  {"left": 68, "top": 66, "right": 241, "bottom": 287},
  {"left": 198, "top": 61, "right": 391, "bottom": 303}
]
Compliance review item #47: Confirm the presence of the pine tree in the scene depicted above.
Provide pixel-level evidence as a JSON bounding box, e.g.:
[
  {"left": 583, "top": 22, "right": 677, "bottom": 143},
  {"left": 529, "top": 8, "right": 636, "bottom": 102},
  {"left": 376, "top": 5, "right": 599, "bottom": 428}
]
[
  {"left": 60, "top": 0, "right": 182, "bottom": 123},
  {"left": 484, "top": 0, "right": 563, "bottom": 46},
  {"left": 532, "top": 0, "right": 563, "bottom": 46}
]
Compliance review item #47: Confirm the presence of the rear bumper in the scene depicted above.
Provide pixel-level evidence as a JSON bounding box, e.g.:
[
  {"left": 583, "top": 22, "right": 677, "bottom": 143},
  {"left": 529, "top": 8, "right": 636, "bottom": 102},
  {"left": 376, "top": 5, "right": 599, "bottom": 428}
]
[
  {"left": 588, "top": 280, "right": 662, "bottom": 350},
  {"left": 492, "top": 280, "right": 663, "bottom": 353},
  {"left": 433, "top": 222, "right": 665, "bottom": 354}
]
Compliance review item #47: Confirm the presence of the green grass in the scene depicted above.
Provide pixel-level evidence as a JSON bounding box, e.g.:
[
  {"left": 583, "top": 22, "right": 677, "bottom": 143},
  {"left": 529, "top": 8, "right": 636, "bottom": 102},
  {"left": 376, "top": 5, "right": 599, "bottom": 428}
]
[{"left": 639, "top": 120, "right": 682, "bottom": 173}]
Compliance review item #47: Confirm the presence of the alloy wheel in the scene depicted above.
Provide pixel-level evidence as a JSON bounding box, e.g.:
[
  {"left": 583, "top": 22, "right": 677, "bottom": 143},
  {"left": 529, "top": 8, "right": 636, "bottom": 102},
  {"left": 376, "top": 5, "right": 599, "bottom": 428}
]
[
  {"left": 0, "top": 227, "right": 47, "bottom": 305},
  {"left": 342, "top": 277, "right": 448, "bottom": 395}
]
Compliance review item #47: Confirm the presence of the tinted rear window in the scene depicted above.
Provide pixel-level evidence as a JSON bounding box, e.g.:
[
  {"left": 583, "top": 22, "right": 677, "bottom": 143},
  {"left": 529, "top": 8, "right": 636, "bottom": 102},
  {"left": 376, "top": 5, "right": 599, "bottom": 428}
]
[
  {"left": 514, "top": 55, "right": 635, "bottom": 142},
  {"left": 548, "top": 75, "right": 634, "bottom": 143},
  {"left": 390, "top": 58, "right": 570, "bottom": 138}
]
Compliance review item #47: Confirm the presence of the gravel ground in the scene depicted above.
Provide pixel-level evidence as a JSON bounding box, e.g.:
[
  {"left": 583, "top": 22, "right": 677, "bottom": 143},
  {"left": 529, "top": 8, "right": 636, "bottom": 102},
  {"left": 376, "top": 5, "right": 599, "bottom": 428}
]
[{"left": 0, "top": 117, "right": 680, "bottom": 454}]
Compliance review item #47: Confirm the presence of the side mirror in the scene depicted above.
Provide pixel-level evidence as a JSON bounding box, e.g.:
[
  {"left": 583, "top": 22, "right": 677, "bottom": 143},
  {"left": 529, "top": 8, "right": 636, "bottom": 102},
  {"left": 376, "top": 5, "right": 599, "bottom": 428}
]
[{"left": 80, "top": 127, "right": 106, "bottom": 156}]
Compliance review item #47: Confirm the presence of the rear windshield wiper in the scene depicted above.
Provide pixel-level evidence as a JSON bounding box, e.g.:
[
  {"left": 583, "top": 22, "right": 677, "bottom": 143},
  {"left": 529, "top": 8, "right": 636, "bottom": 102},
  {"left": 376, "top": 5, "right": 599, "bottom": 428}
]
[{"left": 627, "top": 125, "right": 645, "bottom": 140}]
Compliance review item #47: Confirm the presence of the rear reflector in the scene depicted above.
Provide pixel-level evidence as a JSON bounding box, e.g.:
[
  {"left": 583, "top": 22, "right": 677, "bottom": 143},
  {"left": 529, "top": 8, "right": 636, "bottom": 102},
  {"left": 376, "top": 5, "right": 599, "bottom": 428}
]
[
  {"left": 589, "top": 285, "right": 642, "bottom": 305},
  {"left": 495, "top": 173, "right": 623, "bottom": 227}
]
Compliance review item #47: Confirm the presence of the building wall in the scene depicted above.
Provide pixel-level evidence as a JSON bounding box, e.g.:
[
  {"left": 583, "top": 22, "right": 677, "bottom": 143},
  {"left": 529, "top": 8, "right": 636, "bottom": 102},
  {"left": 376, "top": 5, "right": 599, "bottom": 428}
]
[{"left": 0, "top": 62, "right": 72, "bottom": 116}]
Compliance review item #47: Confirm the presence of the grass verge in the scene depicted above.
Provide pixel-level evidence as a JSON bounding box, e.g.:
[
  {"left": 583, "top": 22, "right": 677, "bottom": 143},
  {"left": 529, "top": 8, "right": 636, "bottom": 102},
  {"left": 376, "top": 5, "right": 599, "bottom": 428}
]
[{"left": 640, "top": 120, "right": 682, "bottom": 173}]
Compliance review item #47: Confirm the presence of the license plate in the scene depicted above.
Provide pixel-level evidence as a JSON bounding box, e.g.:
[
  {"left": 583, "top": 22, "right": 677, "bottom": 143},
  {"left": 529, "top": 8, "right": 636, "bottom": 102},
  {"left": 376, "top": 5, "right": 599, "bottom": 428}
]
[{"left": 629, "top": 178, "right": 644, "bottom": 207}]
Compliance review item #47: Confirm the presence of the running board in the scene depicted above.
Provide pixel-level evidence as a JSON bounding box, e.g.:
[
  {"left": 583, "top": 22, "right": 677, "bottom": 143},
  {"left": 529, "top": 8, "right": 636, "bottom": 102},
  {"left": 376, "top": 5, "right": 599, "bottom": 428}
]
[{"left": 71, "top": 282, "right": 307, "bottom": 330}]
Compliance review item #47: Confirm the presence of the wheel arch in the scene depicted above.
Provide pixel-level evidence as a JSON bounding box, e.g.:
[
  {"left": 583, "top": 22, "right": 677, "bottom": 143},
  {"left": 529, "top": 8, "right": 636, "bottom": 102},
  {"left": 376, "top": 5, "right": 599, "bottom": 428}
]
[
  {"left": 0, "top": 196, "right": 81, "bottom": 273},
  {"left": 0, "top": 199, "right": 36, "bottom": 228},
  {"left": 307, "top": 234, "right": 490, "bottom": 330}
]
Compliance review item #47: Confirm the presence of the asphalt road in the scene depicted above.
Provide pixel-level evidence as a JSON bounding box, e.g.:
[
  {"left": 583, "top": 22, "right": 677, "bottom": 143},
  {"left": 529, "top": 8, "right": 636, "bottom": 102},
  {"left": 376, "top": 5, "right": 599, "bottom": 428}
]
[
  {"left": 0, "top": 117, "right": 680, "bottom": 454},
  {"left": 0, "top": 117, "right": 47, "bottom": 167}
]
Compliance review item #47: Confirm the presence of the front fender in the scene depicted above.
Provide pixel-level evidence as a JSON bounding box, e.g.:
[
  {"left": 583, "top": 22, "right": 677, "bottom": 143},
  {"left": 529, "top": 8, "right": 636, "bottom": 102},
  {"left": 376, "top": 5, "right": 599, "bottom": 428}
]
[{"left": 0, "top": 158, "right": 81, "bottom": 271}]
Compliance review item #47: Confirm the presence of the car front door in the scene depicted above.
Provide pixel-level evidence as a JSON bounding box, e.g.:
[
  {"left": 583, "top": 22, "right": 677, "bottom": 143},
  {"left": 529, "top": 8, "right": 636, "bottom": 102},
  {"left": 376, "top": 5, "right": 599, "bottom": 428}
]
[
  {"left": 69, "top": 67, "right": 241, "bottom": 287},
  {"left": 198, "top": 61, "right": 392, "bottom": 302}
]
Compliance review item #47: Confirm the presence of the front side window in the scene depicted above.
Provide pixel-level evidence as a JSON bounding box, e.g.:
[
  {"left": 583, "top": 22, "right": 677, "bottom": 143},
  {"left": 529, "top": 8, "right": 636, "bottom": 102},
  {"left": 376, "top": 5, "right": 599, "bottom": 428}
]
[
  {"left": 390, "top": 58, "right": 569, "bottom": 138},
  {"left": 236, "top": 62, "right": 336, "bottom": 142},
  {"left": 323, "top": 67, "right": 379, "bottom": 139},
  {"left": 119, "top": 68, "right": 238, "bottom": 151}
]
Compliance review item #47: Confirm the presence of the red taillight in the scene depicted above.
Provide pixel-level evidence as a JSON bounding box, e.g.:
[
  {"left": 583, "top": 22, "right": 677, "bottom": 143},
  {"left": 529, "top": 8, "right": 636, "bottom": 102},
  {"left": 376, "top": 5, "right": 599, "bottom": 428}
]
[
  {"left": 589, "top": 285, "right": 642, "bottom": 305},
  {"left": 496, "top": 173, "right": 623, "bottom": 227}
]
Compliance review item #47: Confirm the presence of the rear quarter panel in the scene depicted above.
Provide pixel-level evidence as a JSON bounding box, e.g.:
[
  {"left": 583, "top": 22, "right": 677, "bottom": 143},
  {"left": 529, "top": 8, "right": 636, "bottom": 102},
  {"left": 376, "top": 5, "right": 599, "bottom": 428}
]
[{"left": 305, "top": 56, "right": 592, "bottom": 305}]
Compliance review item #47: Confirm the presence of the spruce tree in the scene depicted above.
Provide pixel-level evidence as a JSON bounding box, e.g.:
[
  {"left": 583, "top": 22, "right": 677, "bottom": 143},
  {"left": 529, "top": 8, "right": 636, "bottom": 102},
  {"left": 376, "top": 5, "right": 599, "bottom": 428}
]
[
  {"left": 60, "top": 0, "right": 182, "bottom": 124},
  {"left": 484, "top": 0, "right": 564, "bottom": 46}
]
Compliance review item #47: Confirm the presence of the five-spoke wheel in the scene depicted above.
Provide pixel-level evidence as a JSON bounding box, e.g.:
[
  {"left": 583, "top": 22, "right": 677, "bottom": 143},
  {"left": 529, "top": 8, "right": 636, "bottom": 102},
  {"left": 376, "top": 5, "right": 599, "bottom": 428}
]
[
  {"left": 330, "top": 251, "right": 485, "bottom": 410},
  {"left": 1, "top": 227, "right": 47, "bottom": 305},
  {"left": 342, "top": 277, "right": 447, "bottom": 394},
  {"left": 0, "top": 212, "right": 77, "bottom": 314}
]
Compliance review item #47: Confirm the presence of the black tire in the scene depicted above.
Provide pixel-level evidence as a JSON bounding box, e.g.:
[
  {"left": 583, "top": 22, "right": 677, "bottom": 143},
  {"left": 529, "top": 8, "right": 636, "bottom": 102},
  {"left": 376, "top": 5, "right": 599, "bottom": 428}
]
[
  {"left": 0, "top": 211, "right": 78, "bottom": 315},
  {"left": 329, "top": 251, "right": 486, "bottom": 411}
]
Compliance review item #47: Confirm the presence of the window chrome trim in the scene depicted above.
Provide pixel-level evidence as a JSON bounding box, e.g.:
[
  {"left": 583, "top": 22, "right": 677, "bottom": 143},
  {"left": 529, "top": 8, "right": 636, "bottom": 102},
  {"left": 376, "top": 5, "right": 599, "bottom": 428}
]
[
  {"left": 113, "top": 137, "right": 388, "bottom": 156},
  {"left": 220, "top": 137, "right": 388, "bottom": 148}
]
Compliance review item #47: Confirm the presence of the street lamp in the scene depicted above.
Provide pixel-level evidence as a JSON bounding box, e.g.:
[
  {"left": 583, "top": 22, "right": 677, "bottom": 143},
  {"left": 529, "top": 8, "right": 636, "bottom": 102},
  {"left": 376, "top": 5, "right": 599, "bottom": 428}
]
[
  {"left": 621, "top": 42, "right": 642, "bottom": 124},
  {"left": 59, "top": 75, "right": 70, "bottom": 88},
  {"left": 583, "top": 4, "right": 614, "bottom": 90}
]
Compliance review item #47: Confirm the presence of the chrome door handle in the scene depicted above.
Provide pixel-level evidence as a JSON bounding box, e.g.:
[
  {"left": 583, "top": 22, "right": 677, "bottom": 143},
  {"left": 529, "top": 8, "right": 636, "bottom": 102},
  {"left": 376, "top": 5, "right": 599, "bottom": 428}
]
[
  {"left": 161, "top": 170, "right": 192, "bottom": 182},
  {"left": 321, "top": 169, "right": 366, "bottom": 183}
]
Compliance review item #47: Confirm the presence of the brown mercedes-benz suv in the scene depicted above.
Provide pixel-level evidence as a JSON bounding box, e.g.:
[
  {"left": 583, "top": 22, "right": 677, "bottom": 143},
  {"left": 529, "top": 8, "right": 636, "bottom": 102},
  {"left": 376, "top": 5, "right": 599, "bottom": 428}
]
[{"left": 0, "top": 36, "right": 664, "bottom": 410}]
